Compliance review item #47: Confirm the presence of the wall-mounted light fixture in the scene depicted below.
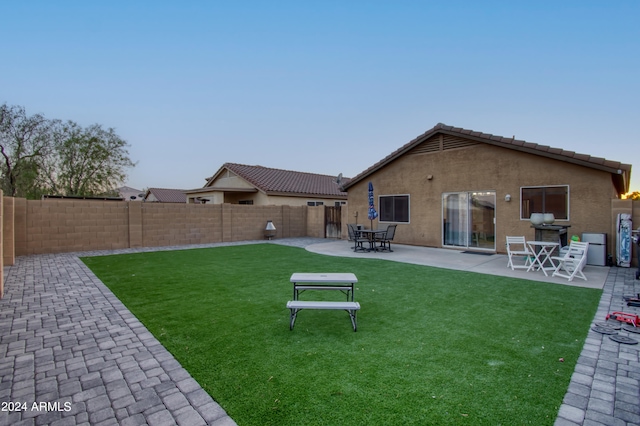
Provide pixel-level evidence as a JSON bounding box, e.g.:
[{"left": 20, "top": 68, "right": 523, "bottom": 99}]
[
  {"left": 504, "top": 194, "right": 511, "bottom": 202},
  {"left": 427, "top": 175, "right": 433, "bottom": 180}
]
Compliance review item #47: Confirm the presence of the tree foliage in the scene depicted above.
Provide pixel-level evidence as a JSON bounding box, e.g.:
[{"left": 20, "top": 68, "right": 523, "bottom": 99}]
[
  {"left": 1, "top": 103, "right": 135, "bottom": 198},
  {"left": 0, "top": 104, "right": 55, "bottom": 197},
  {"left": 626, "top": 191, "right": 640, "bottom": 200}
]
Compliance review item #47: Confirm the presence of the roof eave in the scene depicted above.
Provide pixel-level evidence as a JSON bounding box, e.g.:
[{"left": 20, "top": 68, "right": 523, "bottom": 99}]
[
  {"left": 187, "top": 187, "right": 258, "bottom": 195},
  {"left": 266, "top": 191, "right": 348, "bottom": 199},
  {"left": 342, "top": 128, "right": 439, "bottom": 190}
]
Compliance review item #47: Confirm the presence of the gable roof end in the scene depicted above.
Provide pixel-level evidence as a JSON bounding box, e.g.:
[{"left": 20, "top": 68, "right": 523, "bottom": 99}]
[
  {"left": 341, "top": 123, "right": 631, "bottom": 195},
  {"left": 204, "top": 163, "right": 350, "bottom": 198},
  {"left": 145, "top": 188, "right": 187, "bottom": 203}
]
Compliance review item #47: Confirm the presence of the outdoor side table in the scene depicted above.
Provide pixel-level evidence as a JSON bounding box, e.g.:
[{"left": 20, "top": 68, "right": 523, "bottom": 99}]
[{"left": 526, "top": 241, "right": 560, "bottom": 276}]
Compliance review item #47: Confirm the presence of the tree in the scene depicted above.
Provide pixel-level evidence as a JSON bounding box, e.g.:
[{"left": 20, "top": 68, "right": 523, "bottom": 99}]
[
  {"left": 0, "top": 103, "right": 55, "bottom": 197},
  {"left": 626, "top": 191, "right": 640, "bottom": 200},
  {"left": 1, "top": 103, "right": 136, "bottom": 198},
  {"left": 44, "top": 121, "right": 136, "bottom": 197}
]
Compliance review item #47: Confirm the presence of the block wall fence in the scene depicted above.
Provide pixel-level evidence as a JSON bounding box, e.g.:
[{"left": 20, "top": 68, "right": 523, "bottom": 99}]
[{"left": 6, "top": 198, "right": 338, "bottom": 259}]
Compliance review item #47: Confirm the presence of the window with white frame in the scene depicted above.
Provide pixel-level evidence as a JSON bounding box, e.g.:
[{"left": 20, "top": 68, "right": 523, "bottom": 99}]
[
  {"left": 379, "top": 195, "right": 409, "bottom": 222},
  {"left": 520, "top": 185, "right": 569, "bottom": 220}
]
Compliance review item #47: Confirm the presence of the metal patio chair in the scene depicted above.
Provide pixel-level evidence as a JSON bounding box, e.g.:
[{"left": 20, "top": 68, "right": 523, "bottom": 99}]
[
  {"left": 347, "top": 224, "right": 367, "bottom": 252},
  {"left": 378, "top": 224, "right": 397, "bottom": 252}
]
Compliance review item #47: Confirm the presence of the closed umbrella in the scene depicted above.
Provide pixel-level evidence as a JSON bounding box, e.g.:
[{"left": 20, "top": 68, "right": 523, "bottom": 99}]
[{"left": 367, "top": 181, "right": 378, "bottom": 230}]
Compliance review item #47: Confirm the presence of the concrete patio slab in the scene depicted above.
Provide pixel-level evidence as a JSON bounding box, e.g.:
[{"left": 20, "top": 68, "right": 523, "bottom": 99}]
[{"left": 306, "top": 239, "right": 609, "bottom": 289}]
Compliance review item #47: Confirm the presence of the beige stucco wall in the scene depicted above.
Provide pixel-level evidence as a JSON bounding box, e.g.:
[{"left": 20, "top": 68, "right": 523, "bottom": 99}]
[
  {"left": 347, "top": 140, "right": 623, "bottom": 255},
  {"left": 190, "top": 189, "right": 345, "bottom": 207}
]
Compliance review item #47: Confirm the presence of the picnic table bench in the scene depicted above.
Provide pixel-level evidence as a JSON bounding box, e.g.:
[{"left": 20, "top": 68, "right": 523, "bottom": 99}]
[{"left": 287, "top": 273, "right": 360, "bottom": 331}]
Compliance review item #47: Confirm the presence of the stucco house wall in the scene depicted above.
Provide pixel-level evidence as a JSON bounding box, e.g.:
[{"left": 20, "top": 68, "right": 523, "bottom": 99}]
[
  {"left": 344, "top": 127, "right": 630, "bottom": 256},
  {"left": 224, "top": 190, "right": 344, "bottom": 206}
]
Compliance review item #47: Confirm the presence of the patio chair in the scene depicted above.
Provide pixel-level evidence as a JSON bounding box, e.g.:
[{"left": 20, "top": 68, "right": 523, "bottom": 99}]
[
  {"left": 551, "top": 241, "right": 589, "bottom": 282},
  {"left": 347, "top": 224, "right": 367, "bottom": 252},
  {"left": 378, "top": 224, "right": 397, "bottom": 252},
  {"left": 506, "top": 236, "right": 532, "bottom": 270}
]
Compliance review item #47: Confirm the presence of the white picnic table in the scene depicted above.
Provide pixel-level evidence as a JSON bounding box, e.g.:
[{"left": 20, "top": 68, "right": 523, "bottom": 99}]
[{"left": 287, "top": 273, "right": 360, "bottom": 331}]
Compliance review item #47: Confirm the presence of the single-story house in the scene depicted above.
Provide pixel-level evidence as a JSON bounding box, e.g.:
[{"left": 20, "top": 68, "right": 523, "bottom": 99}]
[
  {"left": 185, "top": 163, "right": 349, "bottom": 206},
  {"left": 341, "top": 123, "right": 632, "bottom": 255},
  {"left": 144, "top": 188, "right": 189, "bottom": 203}
]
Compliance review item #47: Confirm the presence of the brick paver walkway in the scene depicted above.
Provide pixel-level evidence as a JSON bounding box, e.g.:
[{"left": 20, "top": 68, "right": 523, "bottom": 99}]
[
  {"left": 555, "top": 267, "right": 640, "bottom": 426},
  {"left": 0, "top": 252, "right": 236, "bottom": 426}
]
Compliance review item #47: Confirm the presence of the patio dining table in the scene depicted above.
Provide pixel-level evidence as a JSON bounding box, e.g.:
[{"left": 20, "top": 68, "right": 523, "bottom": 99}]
[{"left": 358, "top": 229, "right": 388, "bottom": 252}]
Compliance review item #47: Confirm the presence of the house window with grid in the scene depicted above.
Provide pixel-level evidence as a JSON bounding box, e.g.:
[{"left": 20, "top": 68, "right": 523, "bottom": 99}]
[
  {"left": 520, "top": 185, "right": 569, "bottom": 220},
  {"left": 307, "top": 201, "right": 324, "bottom": 206},
  {"left": 379, "top": 195, "right": 409, "bottom": 223}
]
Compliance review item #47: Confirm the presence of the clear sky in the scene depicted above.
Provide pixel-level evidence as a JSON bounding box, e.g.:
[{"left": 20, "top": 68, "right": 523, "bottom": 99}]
[{"left": 2, "top": 1, "right": 639, "bottom": 193}]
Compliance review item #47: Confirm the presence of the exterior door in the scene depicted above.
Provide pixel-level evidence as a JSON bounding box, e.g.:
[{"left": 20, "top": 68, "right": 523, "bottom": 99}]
[
  {"left": 443, "top": 191, "right": 495, "bottom": 250},
  {"left": 324, "top": 206, "right": 342, "bottom": 238}
]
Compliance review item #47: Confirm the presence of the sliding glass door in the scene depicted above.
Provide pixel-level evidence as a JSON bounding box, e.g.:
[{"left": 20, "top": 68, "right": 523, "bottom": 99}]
[{"left": 443, "top": 191, "right": 496, "bottom": 250}]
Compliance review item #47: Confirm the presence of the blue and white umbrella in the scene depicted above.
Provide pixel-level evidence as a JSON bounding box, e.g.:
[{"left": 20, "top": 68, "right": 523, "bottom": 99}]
[{"left": 367, "top": 181, "right": 378, "bottom": 229}]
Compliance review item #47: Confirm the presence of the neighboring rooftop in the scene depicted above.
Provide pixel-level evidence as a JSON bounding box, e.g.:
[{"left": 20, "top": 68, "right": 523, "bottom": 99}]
[
  {"left": 342, "top": 123, "right": 632, "bottom": 195},
  {"left": 118, "top": 186, "right": 144, "bottom": 201},
  {"left": 144, "top": 188, "right": 188, "bottom": 203},
  {"left": 204, "top": 163, "right": 349, "bottom": 198}
]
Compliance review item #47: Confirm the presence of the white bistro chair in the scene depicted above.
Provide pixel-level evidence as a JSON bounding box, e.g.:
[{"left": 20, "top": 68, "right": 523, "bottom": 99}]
[
  {"left": 506, "top": 236, "right": 533, "bottom": 270},
  {"left": 551, "top": 241, "right": 590, "bottom": 282}
]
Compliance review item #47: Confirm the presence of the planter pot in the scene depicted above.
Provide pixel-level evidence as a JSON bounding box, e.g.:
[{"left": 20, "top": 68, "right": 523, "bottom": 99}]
[
  {"left": 530, "top": 213, "right": 545, "bottom": 226},
  {"left": 543, "top": 213, "right": 555, "bottom": 225}
]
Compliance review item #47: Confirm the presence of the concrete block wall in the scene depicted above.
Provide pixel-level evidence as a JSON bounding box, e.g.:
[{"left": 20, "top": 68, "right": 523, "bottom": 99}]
[
  {"left": 225, "top": 204, "right": 310, "bottom": 241},
  {"left": 22, "top": 200, "right": 130, "bottom": 255},
  {"left": 141, "top": 203, "right": 223, "bottom": 247},
  {"left": 306, "top": 205, "right": 325, "bottom": 238},
  {"left": 7, "top": 199, "right": 316, "bottom": 257},
  {"left": 2, "top": 196, "right": 13, "bottom": 266}
]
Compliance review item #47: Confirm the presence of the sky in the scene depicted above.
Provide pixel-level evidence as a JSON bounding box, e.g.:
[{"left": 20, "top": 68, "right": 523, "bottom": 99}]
[{"left": 2, "top": 1, "right": 639, "bottom": 194}]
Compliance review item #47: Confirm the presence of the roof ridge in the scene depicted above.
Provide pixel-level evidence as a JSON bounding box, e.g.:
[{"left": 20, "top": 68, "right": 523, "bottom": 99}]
[{"left": 224, "top": 162, "right": 345, "bottom": 179}]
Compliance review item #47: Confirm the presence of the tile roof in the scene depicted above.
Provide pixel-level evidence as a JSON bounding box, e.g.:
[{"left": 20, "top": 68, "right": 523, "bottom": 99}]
[
  {"left": 145, "top": 188, "right": 187, "bottom": 203},
  {"left": 207, "top": 163, "right": 349, "bottom": 198},
  {"left": 342, "top": 123, "right": 632, "bottom": 194}
]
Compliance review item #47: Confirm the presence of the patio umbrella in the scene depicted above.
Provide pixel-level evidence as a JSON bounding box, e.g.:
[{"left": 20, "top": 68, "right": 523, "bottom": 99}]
[{"left": 367, "top": 181, "right": 378, "bottom": 230}]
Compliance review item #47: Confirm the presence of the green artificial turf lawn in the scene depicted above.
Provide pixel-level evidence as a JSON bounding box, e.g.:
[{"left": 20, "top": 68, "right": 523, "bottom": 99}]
[{"left": 81, "top": 244, "right": 602, "bottom": 425}]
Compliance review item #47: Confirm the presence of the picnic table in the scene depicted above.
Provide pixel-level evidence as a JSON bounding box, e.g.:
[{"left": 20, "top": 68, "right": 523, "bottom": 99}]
[{"left": 287, "top": 273, "right": 360, "bottom": 331}]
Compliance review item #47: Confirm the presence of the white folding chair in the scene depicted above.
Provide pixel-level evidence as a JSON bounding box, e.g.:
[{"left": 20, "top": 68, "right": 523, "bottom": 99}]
[
  {"left": 506, "top": 236, "right": 532, "bottom": 270},
  {"left": 551, "top": 241, "right": 590, "bottom": 282}
]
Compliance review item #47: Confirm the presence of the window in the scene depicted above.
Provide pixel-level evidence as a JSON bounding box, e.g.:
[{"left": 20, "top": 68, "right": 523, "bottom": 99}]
[
  {"left": 239, "top": 200, "right": 253, "bottom": 205},
  {"left": 520, "top": 186, "right": 568, "bottom": 220},
  {"left": 379, "top": 195, "right": 409, "bottom": 223},
  {"left": 307, "top": 201, "right": 324, "bottom": 206}
]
